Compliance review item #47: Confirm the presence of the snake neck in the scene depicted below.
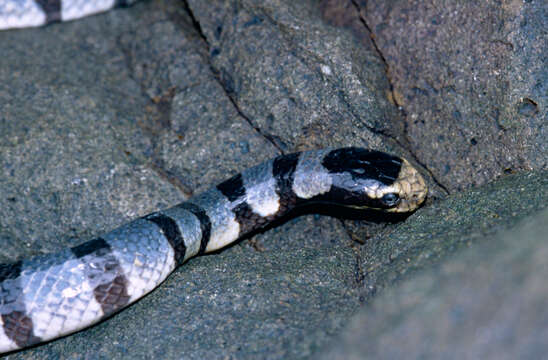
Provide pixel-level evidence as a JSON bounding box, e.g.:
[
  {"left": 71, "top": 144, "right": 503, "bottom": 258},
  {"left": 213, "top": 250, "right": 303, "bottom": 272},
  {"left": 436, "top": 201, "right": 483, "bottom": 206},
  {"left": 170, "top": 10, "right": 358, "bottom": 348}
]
[
  {"left": 183, "top": 152, "right": 305, "bottom": 255},
  {"left": 141, "top": 148, "right": 423, "bottom": 261}
]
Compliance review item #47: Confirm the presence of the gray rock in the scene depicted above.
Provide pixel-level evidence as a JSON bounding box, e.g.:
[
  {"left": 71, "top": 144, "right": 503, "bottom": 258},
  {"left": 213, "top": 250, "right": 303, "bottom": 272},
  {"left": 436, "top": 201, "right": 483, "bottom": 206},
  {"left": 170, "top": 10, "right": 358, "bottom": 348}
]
[
  {"left": 356, "top": 170, "right": 548, "bottom": 301},
  {"left": 186, "top": 0, "right": 404, "bottom": 153},
  {"left": 0, "top": 0, "right": 277, "bottom": 262},
  {"left": 0, "top": 4, "right": 174, "bottom": 259},
  {"left": 320, "top": 172, "right": 548, "bottom": 360},
  {"left": 0, "top": 0, "right": 546, "bottom": 359},
  {"left": 360, "top": 0, "right": 547, "bottom": 191}
]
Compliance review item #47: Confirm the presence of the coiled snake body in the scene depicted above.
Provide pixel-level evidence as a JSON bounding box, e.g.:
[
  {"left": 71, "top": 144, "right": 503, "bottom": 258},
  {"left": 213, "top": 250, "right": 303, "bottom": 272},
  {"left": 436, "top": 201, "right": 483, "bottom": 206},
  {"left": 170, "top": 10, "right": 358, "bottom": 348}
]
[{"left": 0, "top": 148, "right": 427, "bottom": 353}]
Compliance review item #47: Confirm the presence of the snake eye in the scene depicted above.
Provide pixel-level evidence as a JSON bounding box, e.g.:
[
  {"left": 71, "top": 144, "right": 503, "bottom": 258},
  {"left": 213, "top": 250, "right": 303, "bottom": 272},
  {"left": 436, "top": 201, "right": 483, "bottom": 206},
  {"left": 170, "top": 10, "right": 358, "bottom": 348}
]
[{"left": 381, "top": 193, "right": 399, "bottom": 207}]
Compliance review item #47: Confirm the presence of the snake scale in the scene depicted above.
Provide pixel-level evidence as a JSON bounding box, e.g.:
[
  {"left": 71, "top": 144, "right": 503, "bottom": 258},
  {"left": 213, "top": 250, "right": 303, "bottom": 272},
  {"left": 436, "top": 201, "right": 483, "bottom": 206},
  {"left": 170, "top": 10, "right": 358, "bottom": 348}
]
[{"left": 0, "top": 0, "right": 428, "bottom": 354}]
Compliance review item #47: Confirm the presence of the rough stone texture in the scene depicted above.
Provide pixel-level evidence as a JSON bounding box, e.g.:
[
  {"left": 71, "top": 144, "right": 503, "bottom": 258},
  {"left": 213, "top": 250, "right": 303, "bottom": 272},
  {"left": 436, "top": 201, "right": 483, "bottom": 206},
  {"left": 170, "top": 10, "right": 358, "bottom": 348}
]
[
  {"left": 359, "top": 0, "right": 547, "bottom": 191},
  {"left": 320, "top": 187, "right": 548, "bottom": 360},
  {"left": 0, "top": 0, "right": 277, "bottom": 261},
  {"left": 0, "top": 0, "right": 546, "bottom": 359},
  {"left": 113, "top": 5, "right": 279, "bottom": 194},
  {"left": 0, "top": 5, "right": 178, "bottom": 259},
  {"left": 186, "top": 0, "right": 404, "bottom": 153},
  {"left": 355, "top": 170, "right": 548, "bottom": 300}
]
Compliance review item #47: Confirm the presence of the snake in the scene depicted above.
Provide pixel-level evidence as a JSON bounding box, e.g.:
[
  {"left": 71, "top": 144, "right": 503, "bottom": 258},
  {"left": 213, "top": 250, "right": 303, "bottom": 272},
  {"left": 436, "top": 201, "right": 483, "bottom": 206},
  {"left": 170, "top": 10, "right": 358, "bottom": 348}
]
[
  {"left": 0, "top": 1, "right": 428, "bottom": 355},
  {"left": 0, "top": 148, "right": 427, "bottom": 353}
]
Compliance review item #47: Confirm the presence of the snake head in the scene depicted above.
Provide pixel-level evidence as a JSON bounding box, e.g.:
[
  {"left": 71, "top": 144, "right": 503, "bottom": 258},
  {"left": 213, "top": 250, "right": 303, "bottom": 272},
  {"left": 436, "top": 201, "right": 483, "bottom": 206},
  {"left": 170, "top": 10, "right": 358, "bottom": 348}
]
[{"left": 320, "top": 148, "right": 428, "bottom": 212}]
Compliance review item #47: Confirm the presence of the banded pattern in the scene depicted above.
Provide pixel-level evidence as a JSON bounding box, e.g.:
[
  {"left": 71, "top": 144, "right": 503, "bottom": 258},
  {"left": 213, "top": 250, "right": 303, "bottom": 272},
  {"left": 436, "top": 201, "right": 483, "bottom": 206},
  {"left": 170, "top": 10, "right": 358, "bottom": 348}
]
[
  {"left": 0, "top": 0, "right": 139, "bottom": 30},
  {"left": 0, "top": 148, "right": 427, "bottom": 353}
]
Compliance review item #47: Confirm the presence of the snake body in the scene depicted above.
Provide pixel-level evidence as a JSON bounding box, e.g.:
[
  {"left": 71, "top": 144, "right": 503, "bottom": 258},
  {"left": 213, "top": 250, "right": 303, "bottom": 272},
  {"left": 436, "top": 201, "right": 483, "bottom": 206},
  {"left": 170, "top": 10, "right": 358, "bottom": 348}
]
[
  {"left": 0, "top": 1, "right": 429, "bottom": 354},
  {"left": 0, "top": 148, "right": 427, "bottom": 353}
]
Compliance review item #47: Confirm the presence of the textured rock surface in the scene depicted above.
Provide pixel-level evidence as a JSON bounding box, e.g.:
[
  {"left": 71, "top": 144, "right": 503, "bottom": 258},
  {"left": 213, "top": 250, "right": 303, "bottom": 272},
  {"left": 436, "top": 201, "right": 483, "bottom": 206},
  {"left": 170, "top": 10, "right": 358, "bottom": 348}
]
[
  {"left": 0, "top": 0, "right": 546, "bottom": 358},
  {"left": 320, "top": 183, "right": 548, "bottom": 360},
  {"left": 186, "top": 0, "right": 404, "bottom": 153},
  {"left": 359, "top": 0, "right": 547, "bottom": 191},
  {"left": 355, "top": 170, "right": 548, "bottom": 301}
]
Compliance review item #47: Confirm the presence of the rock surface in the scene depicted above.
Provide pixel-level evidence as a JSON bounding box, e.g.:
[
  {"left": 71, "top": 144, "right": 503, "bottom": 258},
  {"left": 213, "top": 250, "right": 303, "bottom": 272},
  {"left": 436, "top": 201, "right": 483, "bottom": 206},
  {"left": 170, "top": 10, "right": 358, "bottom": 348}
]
[
  {"left": 0, "top": 0, "right": 545, "bottom": 359},
  {"left": 359, "top": 0, "right": 547, "bottom": 191},
  {"left": 320, "top": 185, "right": 548, "bottom": 360}
]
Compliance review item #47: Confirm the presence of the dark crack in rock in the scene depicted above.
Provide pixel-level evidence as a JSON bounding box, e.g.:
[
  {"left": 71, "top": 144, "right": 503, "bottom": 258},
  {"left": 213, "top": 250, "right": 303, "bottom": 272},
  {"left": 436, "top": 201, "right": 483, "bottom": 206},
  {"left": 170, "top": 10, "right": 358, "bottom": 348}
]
[{"left": 186, "top": 0, "right": 404, "bottom": 152}]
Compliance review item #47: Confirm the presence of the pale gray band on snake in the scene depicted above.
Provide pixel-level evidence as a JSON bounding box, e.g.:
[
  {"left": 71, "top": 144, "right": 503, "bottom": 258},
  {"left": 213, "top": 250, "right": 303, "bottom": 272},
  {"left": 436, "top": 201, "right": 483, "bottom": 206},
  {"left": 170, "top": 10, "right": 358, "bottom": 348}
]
[
  {"left": 0, "top": 148, "right": 428, "bottom": 353},
  {"left": 0, "top": 0, "right": 141, "bottom": 30}
]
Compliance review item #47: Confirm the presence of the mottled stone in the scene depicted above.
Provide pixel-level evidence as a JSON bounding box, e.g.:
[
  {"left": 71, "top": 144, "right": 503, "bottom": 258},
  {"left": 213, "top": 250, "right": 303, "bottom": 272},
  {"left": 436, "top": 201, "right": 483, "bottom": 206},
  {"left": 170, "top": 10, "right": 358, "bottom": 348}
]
[
  {"left": 360, "top": 0, "right": 547, "bottom": 191},
  {"left": 0, "top": 0, "right": 545, "bottom": 358}
]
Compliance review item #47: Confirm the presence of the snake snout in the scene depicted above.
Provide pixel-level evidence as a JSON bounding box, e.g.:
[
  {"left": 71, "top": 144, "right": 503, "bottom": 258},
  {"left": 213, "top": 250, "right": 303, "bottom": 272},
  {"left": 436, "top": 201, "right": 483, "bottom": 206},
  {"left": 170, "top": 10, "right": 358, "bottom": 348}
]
[{"left": 388, "top": 159, "right": 428, "bottom": 212}]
